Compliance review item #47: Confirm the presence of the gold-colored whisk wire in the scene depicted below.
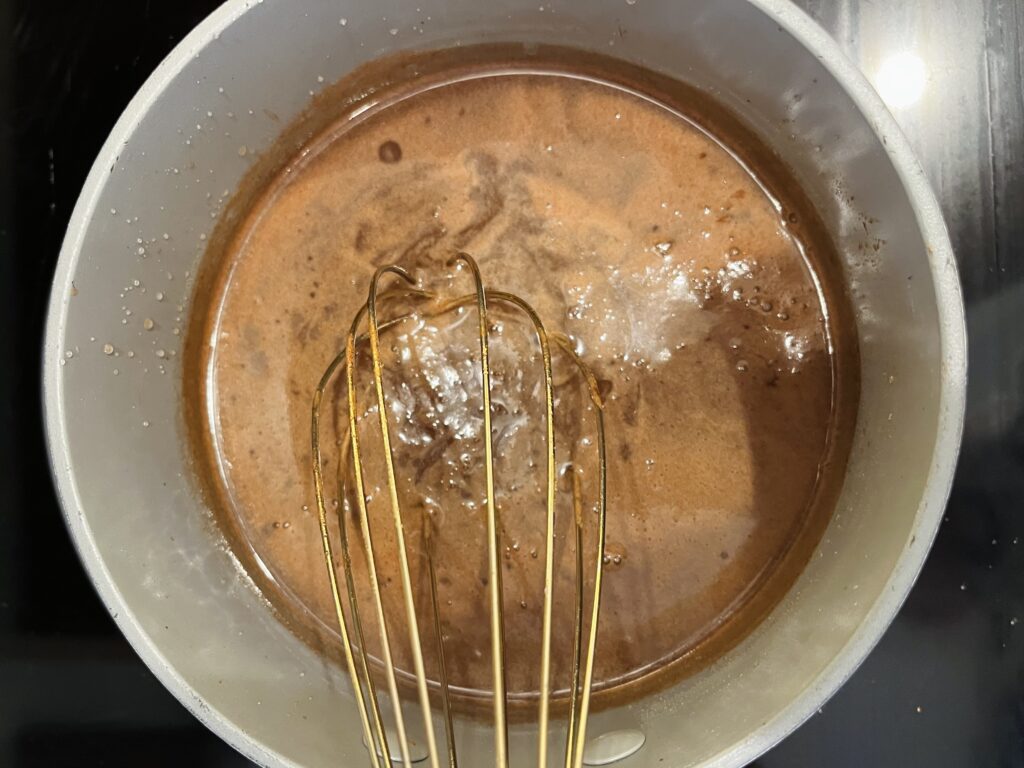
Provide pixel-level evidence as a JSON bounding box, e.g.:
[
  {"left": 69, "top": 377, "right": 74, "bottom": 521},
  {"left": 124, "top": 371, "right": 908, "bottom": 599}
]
[{"left": 311, "top": 253, "right": 608, "bottom": 768}]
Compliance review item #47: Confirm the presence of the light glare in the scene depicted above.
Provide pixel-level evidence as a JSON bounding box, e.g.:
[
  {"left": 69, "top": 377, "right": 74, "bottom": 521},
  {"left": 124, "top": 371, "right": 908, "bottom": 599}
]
[{"left": 875, "top": 52, "right": 927, "bottom": 109}]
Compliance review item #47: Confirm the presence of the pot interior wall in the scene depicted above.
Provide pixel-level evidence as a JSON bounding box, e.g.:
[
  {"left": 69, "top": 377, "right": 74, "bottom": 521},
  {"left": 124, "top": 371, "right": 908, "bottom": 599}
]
[{"left": 48, "top": 0, "right": 954, "bottom": 766}]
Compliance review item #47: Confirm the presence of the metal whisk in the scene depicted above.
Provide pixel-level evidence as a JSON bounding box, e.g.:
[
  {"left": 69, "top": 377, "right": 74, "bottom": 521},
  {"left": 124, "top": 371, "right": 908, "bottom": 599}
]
[{"left": 311, "top": 253, "right": 607, "bottom": 768}]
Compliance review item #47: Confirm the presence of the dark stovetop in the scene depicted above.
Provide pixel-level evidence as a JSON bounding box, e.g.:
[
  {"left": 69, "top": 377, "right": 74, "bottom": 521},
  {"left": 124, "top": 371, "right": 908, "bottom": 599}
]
[{"left": 1, "top": 1, "right": 1021, "bottom": 766}]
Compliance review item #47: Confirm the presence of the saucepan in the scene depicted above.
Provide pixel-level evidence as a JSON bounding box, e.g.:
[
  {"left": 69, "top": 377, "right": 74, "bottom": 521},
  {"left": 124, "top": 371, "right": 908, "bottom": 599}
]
[{"left": 43, "top": 0, "right": 966, "bottom": 765}]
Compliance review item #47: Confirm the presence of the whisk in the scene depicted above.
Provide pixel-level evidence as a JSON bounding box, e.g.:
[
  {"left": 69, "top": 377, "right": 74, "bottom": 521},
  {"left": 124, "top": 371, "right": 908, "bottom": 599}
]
[{"left": 311, "top": 252, "right": 607, "bottom": 768}]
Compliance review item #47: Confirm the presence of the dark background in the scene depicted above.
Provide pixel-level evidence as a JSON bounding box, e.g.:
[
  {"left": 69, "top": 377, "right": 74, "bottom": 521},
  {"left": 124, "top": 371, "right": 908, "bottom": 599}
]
[{"left": 1, "top": 1, "right": 1021, "bottom": 766}]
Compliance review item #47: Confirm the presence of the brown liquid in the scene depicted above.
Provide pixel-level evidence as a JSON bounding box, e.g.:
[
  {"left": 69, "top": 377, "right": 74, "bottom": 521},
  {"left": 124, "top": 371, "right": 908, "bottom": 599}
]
[{"left": 184, "top": 45, "right": 859, "bottom": 710}]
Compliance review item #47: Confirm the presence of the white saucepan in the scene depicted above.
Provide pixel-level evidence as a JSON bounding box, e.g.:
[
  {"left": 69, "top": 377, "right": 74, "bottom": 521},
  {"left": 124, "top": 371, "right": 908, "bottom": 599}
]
[{"left": 43, "top": 0, "right": 966, "bottom": 765}]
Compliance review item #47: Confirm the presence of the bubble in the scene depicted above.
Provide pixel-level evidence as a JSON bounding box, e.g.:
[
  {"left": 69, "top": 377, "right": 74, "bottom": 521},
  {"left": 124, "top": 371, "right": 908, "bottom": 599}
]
[{"left": 378, "top": 140, "right": 402, "bottom": 163}]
